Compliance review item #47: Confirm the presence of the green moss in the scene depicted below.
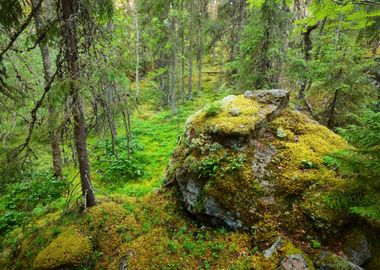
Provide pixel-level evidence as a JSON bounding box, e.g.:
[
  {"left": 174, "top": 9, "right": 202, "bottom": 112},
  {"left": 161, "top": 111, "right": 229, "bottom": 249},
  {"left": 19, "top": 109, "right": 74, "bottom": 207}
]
[
  {"left": 316, "top": 251, "right": 353, "bottom": 270},
  {"left": 83, "top": 201, "right": 138, "bottom": 268},
  {"left": 126, "top": 228, "right": 171, "bottom": 269},
  {"left": 33, "top": 226, "right": 92, "bottom": 269},
  {"left": 281, "top": 240, "right": 315, "bottom": 270},
  {"left": 189, "top": 95, "right": 262, "bottom": 135},
  {"left": 268, "top": 110, "right": 348, "bottom": 197}
]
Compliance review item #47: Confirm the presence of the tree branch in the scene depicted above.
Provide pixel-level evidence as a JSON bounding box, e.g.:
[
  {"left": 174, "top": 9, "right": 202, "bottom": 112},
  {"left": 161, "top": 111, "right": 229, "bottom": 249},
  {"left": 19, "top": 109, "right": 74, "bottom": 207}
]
[
  {"left": 0, "top": 0, "right": 44, "bottom": 60},
  {"left": 14, "top": 51, "right": 64, "bottom": 157}
]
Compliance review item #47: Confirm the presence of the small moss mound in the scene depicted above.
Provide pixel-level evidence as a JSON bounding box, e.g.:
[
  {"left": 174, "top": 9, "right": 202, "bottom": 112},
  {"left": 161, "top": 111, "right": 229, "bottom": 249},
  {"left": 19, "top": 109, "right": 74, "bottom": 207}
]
[{"left": 33, "top": 226, "right": 92, "bottom": 270}]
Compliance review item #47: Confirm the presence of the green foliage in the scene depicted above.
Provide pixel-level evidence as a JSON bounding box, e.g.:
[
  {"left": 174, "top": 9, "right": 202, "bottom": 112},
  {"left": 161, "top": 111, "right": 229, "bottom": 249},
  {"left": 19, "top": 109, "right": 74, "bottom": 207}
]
[
  {"left": 192, "top": 154, "right": 245, "bottom": 179},
  {"left": 93, "top": 140, "right": 145, "bottom": 184},
  {"left": 310, "top": 239, "right": 321, "bottom": 249},
  {"left": 0, "top": 0, "right": 25, "bottom": 28},
  {"left": 235, "top": 0, "right": 289, "bottom": 89},
  {"left": 0, "top": 172, "right": 66, "bottom": 234},
  {"left": 300, "top": 160, "right": 316, "bottom": 169},
  {"left": 326, "top": 110, "right": 380, "bottom": 221},
  {"left": 205, "top": 102, "right": 222, "bottom": 117},
  {"left": 287, "top": 0, "right": 377, "bottom": 127}
]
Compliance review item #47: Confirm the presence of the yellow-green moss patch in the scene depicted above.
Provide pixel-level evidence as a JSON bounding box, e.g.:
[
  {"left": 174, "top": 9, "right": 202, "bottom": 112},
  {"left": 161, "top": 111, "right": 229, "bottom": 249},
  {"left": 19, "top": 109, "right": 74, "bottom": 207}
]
[{"left": 33, "top": 226, "right": 92, "bottom": 270}]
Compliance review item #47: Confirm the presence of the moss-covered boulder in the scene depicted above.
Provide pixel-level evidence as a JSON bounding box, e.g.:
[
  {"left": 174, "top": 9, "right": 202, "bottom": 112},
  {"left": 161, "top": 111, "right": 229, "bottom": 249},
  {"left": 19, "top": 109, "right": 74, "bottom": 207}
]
[
  {"left": 166, "top": 89, "right": 350, "bottom": 236},
  {"left": 33, "top": 226, "right": 92, "bottom": 269}
]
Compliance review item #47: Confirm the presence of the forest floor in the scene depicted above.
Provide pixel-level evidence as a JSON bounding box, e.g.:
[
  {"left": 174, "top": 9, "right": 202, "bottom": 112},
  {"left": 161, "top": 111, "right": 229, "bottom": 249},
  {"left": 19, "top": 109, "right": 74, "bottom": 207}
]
[
  {"left": 87, "top": 63, "right": 234, "bottom": 198},
  {"left": 1, "top": 63, "right": 262, "bottom": 269}
]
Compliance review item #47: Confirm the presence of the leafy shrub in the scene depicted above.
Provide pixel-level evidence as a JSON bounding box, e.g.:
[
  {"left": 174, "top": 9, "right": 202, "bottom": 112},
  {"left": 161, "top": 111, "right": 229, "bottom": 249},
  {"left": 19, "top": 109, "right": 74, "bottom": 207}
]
[
  {"left": 93, "top": 139, "right": 145, "bottom": 183},
  {"left": 0, "top": 172, "right": 66, "bottom": 234},
  {"left": 96, "top": 153, "right": 144, "bottom": 182}
]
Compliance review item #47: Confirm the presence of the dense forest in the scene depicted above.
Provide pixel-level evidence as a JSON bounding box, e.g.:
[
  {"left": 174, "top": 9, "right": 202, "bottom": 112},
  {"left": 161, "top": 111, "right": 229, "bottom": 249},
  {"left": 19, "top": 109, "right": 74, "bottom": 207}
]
[{"left": 0, "top": 0, "right": 379, "bottom": 269}]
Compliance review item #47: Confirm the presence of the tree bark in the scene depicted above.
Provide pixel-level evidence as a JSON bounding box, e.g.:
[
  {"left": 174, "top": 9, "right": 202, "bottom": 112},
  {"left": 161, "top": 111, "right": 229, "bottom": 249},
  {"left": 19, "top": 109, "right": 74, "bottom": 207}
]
[
  {"left": 171, "top": 9, "right": 177, "bottom": 114},
  {"left": 297, "top": 23, "right": 318, "bottom": 104},
  {"left": 327, "top": 89, "right": 339, "bottom": 129},
  {"left": 197, "top": 0, "right": 203, "bottom": 92},
  {"left": 33, "top": 0, "right": 62, "bottom": 178},
  {"left": 180, "top": 0, "right": 185, "bottom": 102},
  {"left": 188, "top": 0, "right": 194, "bottom": 99},
  {"left": 135, "top": 0, "right": 140, "bottom": 102},
  {"left": 61, "top": 0, "right": 96, "bottom": 208}
]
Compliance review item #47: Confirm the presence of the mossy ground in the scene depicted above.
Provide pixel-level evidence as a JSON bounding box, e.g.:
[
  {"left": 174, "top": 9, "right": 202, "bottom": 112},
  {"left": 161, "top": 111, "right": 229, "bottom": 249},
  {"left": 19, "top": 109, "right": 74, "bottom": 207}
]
[
  {"left": 1, "top": 62, "right": 379, "bottom": 269},
  {"left": 0, "top": 63, "right": 266, "bottom": 270}
]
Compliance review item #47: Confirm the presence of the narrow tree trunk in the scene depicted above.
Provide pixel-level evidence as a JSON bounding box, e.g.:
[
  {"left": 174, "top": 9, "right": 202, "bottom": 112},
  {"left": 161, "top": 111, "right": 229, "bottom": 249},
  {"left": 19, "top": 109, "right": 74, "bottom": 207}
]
[
  {"left": 33, "top": 0, "right": 62, "bottom": 178},
  {"left": 171, "top": 10, "right": 177, "bottom": 114},
  {"left": 197, "top": 0, "right": 203, "bottom": 92},
  {"left": 297, "top": 24, "right": 318, "bottom": 107},
  {"left": 181, "top": 0, "right": 185, "bottom": 102},
  {"left": 188, "top": 0, "right": 194, "bottom": 99},
  {"left": 327, "top": 89, "right": 339, "bottom": 129},
  {"left": 135, "top": 0, "right": 140, "bottom": 101},
  {"left": 212, "top": 45, "right": 216, "bottom": 66},
  {"left": 114, "top": 90, "right": 132, "bottom": 155},
  {"left": 100, "top": 83, "right": 118, "bottom": 157},
  {"left": 61, "top": 0, "right": 96, "bottom": 208}
]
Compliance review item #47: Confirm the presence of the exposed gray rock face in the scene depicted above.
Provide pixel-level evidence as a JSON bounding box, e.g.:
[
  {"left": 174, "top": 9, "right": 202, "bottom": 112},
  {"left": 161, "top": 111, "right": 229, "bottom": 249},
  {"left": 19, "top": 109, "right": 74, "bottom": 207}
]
[
  {"left": 244, "top": 89, "right": 290, "bottom": 112},
  {"left": 175, "top": 170, "right": 202, "bottom": 212},
  {"left": 343, "top": 230, "right": 371, "bottom": 266},
  {"left": 279, "top": 254, "right": 310, "bottom": 270},
  {"left": 203, "top": 196, "right": 242, "bottom": 230},
  {"left": 263, "top": 236, "right": 283, "bottom": 258},
  {"left": 251, "top": 141, "right": 276, "bottom": 182}
]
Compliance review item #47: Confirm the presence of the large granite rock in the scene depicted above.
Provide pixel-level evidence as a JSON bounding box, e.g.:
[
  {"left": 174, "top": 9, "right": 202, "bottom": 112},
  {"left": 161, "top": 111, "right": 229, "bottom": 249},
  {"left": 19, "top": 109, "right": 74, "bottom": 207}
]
[{"left": 166, "top": 89, "right": 350, "bottom": 234}]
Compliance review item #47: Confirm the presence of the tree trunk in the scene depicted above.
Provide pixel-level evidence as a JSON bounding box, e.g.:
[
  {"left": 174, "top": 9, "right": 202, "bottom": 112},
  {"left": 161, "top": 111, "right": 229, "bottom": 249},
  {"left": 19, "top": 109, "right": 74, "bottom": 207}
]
[
  {"left": 171, "top": 10, "right": 177, "bottom": 114},
  {"left": 188, "top": 0, "right": 194, "bottom": 99},
  {"left": 327, "top": 89, "right": 339, "bottom": 129},
  {"left": 297, "top": 23, "right": 318, "bottom": 106},
  {"left": 197, "top": 0, "right": 203, "bottom": 92},
  {"left": 100, "top": 82, "right": 118, "bottom": 157},
  {"left": 181, "top": 0, "right": 185, "bottom": 102},
  {"left": 135, "top": 0, "right": 140, "bottom": 101},
  {"left": 61, "top": 0, "right": 96, "bottom": 208},
  {"left": 33, "top": 0, "right": 62, "bottom": 178}
]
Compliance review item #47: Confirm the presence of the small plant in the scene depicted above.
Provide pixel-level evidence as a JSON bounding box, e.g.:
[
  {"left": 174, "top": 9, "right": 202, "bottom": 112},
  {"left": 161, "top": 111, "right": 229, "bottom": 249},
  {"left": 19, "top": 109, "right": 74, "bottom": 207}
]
[
  {"left": 197, "top": 157, "right": 221, "bottom": 179},
  {"left": 300, "top": 160, "right": 315, "bottom": 169},
  {"left": 310, "top": 239, "right": 321, "bottom": 249},
  {"left": 205, "top": 102, "right": 221, "bottom": 117}
]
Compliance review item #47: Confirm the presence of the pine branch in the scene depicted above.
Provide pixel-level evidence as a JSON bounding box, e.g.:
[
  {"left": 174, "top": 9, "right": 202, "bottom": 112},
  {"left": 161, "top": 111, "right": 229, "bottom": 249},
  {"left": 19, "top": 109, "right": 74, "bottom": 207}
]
[
  {"left": 0, "top": 0, "right": 44, "bottom": 60},
  {"left": 13, "top": 50, "right": 64, "bottom": 158}
]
